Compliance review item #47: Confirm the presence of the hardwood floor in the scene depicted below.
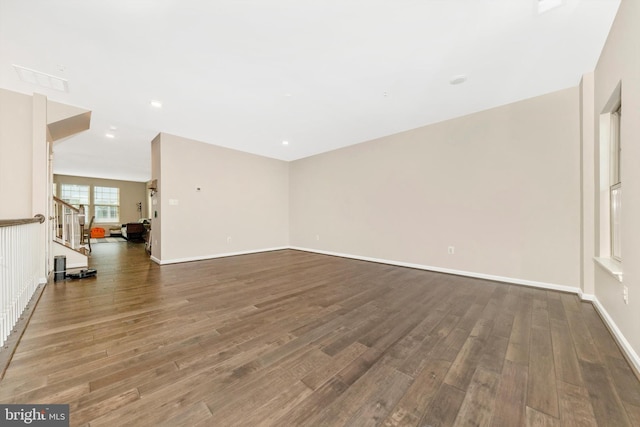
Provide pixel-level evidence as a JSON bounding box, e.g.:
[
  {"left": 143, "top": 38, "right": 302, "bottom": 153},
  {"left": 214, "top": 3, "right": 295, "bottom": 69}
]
[{"left": 0, "top": 244, "right": 639, "bottom": 426}]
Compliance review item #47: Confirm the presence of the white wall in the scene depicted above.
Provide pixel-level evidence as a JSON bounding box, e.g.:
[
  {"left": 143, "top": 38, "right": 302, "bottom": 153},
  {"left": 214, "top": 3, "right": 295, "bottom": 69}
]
[
  {"left": 0, "top": 89, "right": 33, "bottom": 218},
  {"left": 579, "top": 73, "right": 596, "bottom": 297},
  {"left": 592, "top": 0, "right": 640, "bottom": 366},
  {"left": 153, "top": 133, "right": 289, "bottom": 263},
  {"left": 290, "top": 87, "right": 582, "bottom": 288},
  {"left": 0, "top": 89, "right": 51, "bottom": 281}
]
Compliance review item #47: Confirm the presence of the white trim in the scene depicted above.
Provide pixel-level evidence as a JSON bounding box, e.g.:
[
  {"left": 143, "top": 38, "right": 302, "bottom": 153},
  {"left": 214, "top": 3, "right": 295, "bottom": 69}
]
[
  {"left": 579, "top": 291, "right": 595, "bottom": 302},
  {"left": 592, "top": 297, "right": 640, "bottom": 377},
  {"left": 38, "top": 277, "right": 47, "bottom": 285},
  {"left": 289, "top": 246, "right": 582, "bottom": 295},
  {"left": 594, "top": 257, "right": 623, "bottom": 282},
  {"left": 152, "top": 246, "right": 289, "bottom": 265}
]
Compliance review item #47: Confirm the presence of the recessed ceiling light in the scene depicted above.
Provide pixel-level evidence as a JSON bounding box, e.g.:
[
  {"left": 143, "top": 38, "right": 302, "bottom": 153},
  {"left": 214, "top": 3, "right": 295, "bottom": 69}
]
[
  {"left": 282, "top": 140, "right": 289, "bottom": 146},
  {"left": 150, "top": 100, "right": 163, "bottom": 108},
  {"left": 449, "top": 75, "right": 467, "bottom": 85},
  {"left": 105, "top": 133, "right": 115, "bottom": 139}
]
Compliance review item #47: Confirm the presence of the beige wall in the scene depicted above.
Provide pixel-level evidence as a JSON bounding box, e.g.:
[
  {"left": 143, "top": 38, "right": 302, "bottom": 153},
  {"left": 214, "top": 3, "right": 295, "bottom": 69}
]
[
  {"left": 290, "top": 87, "right": 581, "bottom": 288},
  {"left": 150, "top": 134, "right": 162, "bottom": 259},
  {"left": 154, "top": 133, "right": 289, "bottom": 263},
  {"left": 592, "top": 0, "right": 640, "bottom": 361},
  {"left": 0, "top": 89, "right": 33, "bottom": 218},
  {"left": 579, "top": 73, "right": 596, "bottom": 297},
  {"left": 53, "top": 174, "right": 148, "bottom": 233}
]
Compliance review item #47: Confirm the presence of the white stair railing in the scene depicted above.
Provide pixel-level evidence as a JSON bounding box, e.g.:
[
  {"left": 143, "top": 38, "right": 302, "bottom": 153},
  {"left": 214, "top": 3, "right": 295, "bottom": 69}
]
[
  {"left": 0, "top": 215, "right": 45, "bottom": 347},
  {"left": 53, "top": 197, "right": 82, "bottom": 250}
]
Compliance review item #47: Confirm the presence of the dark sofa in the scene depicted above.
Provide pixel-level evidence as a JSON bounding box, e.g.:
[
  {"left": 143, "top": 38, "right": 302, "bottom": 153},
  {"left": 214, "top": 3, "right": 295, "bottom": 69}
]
[{"left": 121, "top": 222, "right": 146, "bottom": 241}]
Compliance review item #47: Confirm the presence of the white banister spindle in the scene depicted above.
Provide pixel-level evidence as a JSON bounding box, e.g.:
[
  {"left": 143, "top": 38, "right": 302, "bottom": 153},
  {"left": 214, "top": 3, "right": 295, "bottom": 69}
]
[
  {"left": 0, "top": 220, "right": 43, "bottom": 347},
  {"left": 56, "top": 202, "right": 81, "bottom": 250},
  {"left": 71, "top": 209, "right": 80, "bottom": 248}
]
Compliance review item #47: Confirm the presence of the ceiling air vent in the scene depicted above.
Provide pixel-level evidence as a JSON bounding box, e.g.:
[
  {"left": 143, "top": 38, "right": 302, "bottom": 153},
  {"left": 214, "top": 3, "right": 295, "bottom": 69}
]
[{"left": 13, "top": 64, "right": 69, "bottom": 92}]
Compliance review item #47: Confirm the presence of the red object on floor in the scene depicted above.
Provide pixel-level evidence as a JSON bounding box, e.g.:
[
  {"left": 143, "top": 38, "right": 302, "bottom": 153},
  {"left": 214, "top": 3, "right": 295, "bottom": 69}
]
[{"left": 90, "top": 227, "right": 105, "bottom": 238}]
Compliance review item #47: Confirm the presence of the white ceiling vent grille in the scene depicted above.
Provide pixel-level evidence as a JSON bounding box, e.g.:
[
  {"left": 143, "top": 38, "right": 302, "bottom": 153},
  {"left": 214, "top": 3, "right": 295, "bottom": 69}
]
[{"left": 13, "top": 64, "right": 69, "bottom": 92}]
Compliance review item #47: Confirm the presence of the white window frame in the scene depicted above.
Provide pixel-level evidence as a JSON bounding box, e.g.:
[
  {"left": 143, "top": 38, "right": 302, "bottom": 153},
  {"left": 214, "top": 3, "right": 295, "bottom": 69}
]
[
  {"left": 60, "top": 184, "right": 89, "bottom": 208},
  {"left": 94, "top": 186, "right": 120, "bottom": 223},
  {"left": 595, "top": 82, "right": 623, "bottom": 281}
]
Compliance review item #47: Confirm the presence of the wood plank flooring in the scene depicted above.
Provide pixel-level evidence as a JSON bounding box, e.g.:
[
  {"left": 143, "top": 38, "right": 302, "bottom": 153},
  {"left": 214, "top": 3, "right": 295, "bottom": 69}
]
[{"left": 0, "top": 244, "right": 639, "bottom": 426}]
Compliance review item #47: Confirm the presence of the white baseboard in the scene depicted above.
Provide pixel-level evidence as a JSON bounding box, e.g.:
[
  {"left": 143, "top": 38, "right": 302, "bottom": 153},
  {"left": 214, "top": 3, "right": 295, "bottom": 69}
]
[
  {"left": 289, "top": 246, "right": 582, "bottom": 295},
  {"left": 591, "top": 297, "right": 640, "bottom": 377},
  {"left": 152, "top": 246, "right": 289, "bottom": 265},
  {"left": 579, "top": 291, "right": 595, "bottom": 302}
]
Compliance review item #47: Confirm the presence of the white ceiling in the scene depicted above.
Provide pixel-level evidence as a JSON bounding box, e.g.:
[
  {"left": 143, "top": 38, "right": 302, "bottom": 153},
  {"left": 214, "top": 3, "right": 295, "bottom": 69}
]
[{"left": 0, "top": 0, "right": 620, "bottom": 182}]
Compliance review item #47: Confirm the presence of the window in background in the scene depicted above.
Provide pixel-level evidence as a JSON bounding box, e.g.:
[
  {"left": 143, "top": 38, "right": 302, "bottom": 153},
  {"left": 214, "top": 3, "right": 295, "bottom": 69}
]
[
  {"left": 610, "top": 106, "right": 622, "bottom": 261},
  {"left": 596, "top": 82, "right": 622, "bottom": 281},
  {"left": 60, "top": 184, "right": 89, "bottom": 208},
  {"left": 94, "top": 186, "right": 120, "bottom": 223}
]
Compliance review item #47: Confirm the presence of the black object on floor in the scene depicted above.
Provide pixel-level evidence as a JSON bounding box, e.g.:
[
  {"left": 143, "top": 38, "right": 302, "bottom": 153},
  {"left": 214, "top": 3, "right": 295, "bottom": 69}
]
[
  {"left": 54, "top": 255, "right": 66, "bottom": 281},
  {"left": 66, "top": 269, "right": 97, "bottom": 279}
]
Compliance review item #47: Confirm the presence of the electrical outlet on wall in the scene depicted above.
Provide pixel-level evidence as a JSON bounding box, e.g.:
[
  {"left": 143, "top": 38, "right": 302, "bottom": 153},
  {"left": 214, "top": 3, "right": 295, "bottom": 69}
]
[{"left": 448, "top": 246, "right": 455, "bottom": 255}]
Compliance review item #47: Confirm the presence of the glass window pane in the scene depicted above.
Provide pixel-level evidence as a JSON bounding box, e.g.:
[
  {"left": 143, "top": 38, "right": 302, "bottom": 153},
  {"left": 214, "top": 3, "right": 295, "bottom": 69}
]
[
  {"left": 95, "top": 205, "right": 119, "bottom": 223},
  {"left": 60, "top": 184, "right": 89, "bottom": 207},
  {"left": 611, "top": 184, "right": 622, "bottom": 260},
  {"left": 94, "top": 186, "right": 119, "bottom": 205},
  {"left": 94, "top": 187, "right": 120, "bottom": 223},
  {"left": 610, "top": 110, "right": 621, "bottom": 185}
]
